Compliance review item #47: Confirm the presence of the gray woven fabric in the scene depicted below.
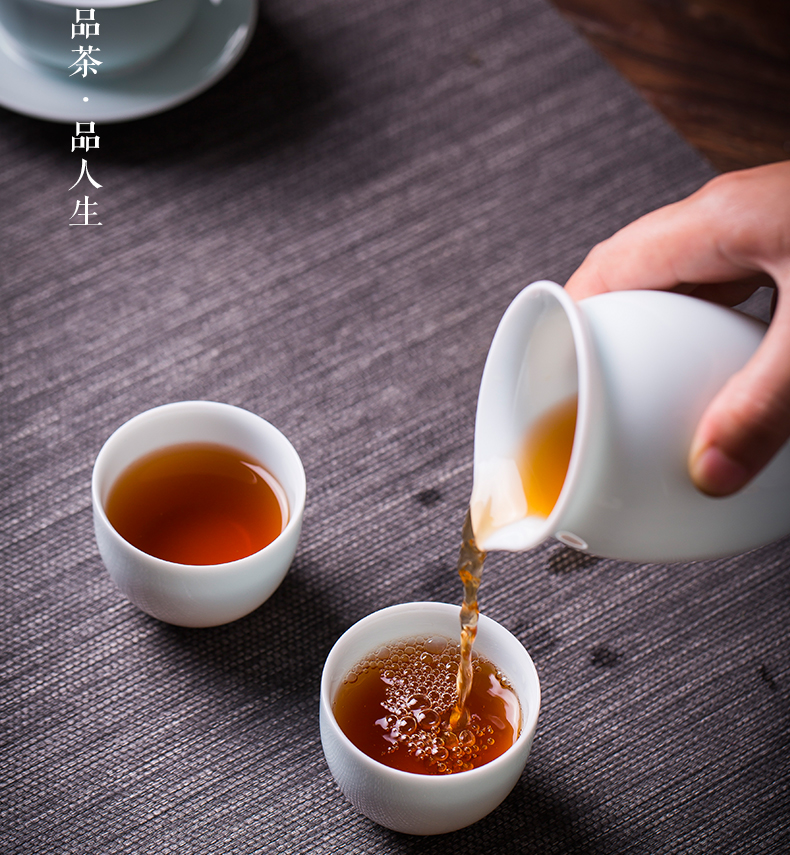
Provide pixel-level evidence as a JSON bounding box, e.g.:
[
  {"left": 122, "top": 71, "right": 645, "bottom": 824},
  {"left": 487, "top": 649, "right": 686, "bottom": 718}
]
[{"left": 3, "top": 0, "right": 788, "bottom": 852}]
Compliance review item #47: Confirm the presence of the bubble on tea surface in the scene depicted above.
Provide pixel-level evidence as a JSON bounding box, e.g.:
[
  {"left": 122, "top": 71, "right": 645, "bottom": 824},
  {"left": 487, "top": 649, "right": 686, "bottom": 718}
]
[{"left": 424, "top": 636, "right": 447, "bottom": 655}]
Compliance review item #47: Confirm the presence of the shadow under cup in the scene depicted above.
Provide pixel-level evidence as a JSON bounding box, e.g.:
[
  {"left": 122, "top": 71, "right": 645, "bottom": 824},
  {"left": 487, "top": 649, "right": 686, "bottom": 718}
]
[
  {"left": 0, "top": 0, "right": 199, "bottom": 74},
  {"left": 92, "top": 401, "right": 306, "bottom": 628},
  {"left": 320, "top": 602, "right": 541, "bottom": 836}
]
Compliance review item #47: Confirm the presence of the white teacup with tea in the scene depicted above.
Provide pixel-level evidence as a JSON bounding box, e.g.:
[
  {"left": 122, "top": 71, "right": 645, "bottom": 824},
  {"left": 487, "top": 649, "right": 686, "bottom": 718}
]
[
  {"left": 0, "top": 0, "right": 198, "bottom": 74},
  {"left": 472, "top": 280, "right": 790, "bottom": 562},
  {"left": 320, "top": 602, "right": 541, "bottom": 835},
  {"left": 92, "top": 401, "right": 306, "bottom": 627}
]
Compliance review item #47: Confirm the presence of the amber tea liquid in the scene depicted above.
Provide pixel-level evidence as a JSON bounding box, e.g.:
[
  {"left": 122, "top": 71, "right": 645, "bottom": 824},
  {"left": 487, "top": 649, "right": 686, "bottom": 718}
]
[
  {"left": 452, "top": 398, "right": 575, "bottom": 731},
  {"left": 472, "top": 395, "right": 577, "bottom": 546},
  {"left": 333, "top": 635, "right": 520, "bottom": 775},
  {"left": 105, "top": 442, "right": 287, "bottom": 565},
  {"left": 335, "top": 393, "right": 573, "bottom": 771},
  {"left": 518, "top": 395, "right": 577, "bottom": 518},
  {"left": 451, "top": 509, "right": 487, "bottom": 729}
]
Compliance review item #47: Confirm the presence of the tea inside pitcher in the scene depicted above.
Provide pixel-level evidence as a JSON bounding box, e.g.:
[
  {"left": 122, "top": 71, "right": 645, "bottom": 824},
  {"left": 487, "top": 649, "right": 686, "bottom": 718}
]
[
  {"left": 471, "top": 395, "right": 578, "bottom": 545},
  {"left": 518, "top": 395, "right": 577, "bottom": 518}
]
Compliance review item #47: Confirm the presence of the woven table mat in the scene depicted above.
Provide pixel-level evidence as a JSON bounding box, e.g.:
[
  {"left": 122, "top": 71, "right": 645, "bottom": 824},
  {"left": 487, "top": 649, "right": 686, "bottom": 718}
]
[{"left": 2, "top": 0, "right": 788, "bottom": 852}]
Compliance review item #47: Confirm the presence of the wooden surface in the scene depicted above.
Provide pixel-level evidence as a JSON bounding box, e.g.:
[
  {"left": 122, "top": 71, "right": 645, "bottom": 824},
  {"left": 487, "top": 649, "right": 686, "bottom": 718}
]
[{"left": 550, "top": 0, "right": 790, "bottom": 172}]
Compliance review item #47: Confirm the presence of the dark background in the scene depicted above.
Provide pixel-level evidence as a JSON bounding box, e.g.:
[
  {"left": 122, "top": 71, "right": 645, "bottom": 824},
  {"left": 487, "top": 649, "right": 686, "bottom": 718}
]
[{"left": 552, "top": 0, "right": 790, "bottom": 172}]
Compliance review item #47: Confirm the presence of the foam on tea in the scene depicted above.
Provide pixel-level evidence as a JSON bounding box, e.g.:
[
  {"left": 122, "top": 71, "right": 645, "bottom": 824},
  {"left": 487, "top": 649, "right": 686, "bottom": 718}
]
[
  {"left": 333, "top": 635, "right": 520, "bottom": 775},
  {"left": 105, "top": 442, "right": 287, "bottom": 565}
]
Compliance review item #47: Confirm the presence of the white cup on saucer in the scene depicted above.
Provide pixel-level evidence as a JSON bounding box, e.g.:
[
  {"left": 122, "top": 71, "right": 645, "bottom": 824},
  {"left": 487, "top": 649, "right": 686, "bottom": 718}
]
[
  {"left": 0, "top": 0, "right": 199, "bottom": 74},
  {"left": 92, "top": 401, "right": 306, "bottom": 628},
  {"left": 320, "top": 602, "right": 541, "bottom": 835}
]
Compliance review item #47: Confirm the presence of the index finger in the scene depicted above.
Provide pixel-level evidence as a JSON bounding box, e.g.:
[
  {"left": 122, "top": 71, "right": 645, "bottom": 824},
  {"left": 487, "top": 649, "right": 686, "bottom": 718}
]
[{"left": 564, "top": 170, "right": 778, "bottom": 301}]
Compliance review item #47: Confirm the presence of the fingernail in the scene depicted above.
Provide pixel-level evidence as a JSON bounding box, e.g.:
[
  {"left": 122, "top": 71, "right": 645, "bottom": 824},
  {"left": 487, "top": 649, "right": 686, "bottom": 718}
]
[{"left": 690, "top": 445, "right": 752, "bottom": 497}]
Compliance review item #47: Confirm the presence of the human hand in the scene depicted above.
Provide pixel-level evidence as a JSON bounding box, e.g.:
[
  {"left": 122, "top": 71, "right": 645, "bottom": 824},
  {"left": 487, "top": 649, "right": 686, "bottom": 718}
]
[{"left": 565, "top": 161, "right": 790, "bottom": 497}]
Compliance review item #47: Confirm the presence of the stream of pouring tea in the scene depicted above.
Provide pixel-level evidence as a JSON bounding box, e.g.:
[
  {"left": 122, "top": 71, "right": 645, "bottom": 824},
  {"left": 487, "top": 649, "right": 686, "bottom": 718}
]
[
  {"left": 449, "top": 508, "right": 487, "bottom": 730},
  {"left": 450, "top": 395, "right": 578, "bottom": 726}
]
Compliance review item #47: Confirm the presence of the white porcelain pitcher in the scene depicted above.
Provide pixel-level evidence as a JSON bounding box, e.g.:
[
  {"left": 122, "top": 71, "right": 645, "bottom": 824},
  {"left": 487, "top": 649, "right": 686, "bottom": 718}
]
[{"left": 471, "top": 280, "right": 790, "bottom": 562}]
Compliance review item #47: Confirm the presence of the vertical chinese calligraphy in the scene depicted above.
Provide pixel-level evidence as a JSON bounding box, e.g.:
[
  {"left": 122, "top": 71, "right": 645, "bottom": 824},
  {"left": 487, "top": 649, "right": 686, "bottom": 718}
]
[
  {"left": 69, "top": 45, "right": 102, "bottom": 78},
  {"left": 70, "top": 197, "right": 102, "bottom": 226},
  {"left": 68, "top": 9, "right": 104, "bottom": 226},
  {"left": 70, "top": 124, "right": 102, "bottom": 211}
]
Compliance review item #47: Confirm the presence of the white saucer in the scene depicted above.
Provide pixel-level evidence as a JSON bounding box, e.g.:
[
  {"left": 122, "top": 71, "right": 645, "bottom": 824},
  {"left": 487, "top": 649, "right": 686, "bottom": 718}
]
[{"left": 0, "top": 0, "right": 257, "bottom": 123}]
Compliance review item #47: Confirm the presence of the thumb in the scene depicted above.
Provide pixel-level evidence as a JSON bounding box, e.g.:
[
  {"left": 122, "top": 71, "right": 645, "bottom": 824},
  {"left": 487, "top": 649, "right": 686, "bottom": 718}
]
[{"left": 689, "top": 284, "right": 790, "bottom": 496}]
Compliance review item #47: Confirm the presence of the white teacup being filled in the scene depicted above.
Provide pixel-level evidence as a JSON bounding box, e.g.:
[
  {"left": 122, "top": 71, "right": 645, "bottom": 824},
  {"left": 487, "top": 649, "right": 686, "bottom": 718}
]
[
  {"left": 320, "top": 602, "right": 541, "bottom": 836},
  {"left": 0, "top": 0, "right": 199, "bottom": 74},
  {"left": 472, "top": 280, "right": 790, "bottom": 562},
  {"left": 92, "top": 401, "right": 306, "bottom": 628}
]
